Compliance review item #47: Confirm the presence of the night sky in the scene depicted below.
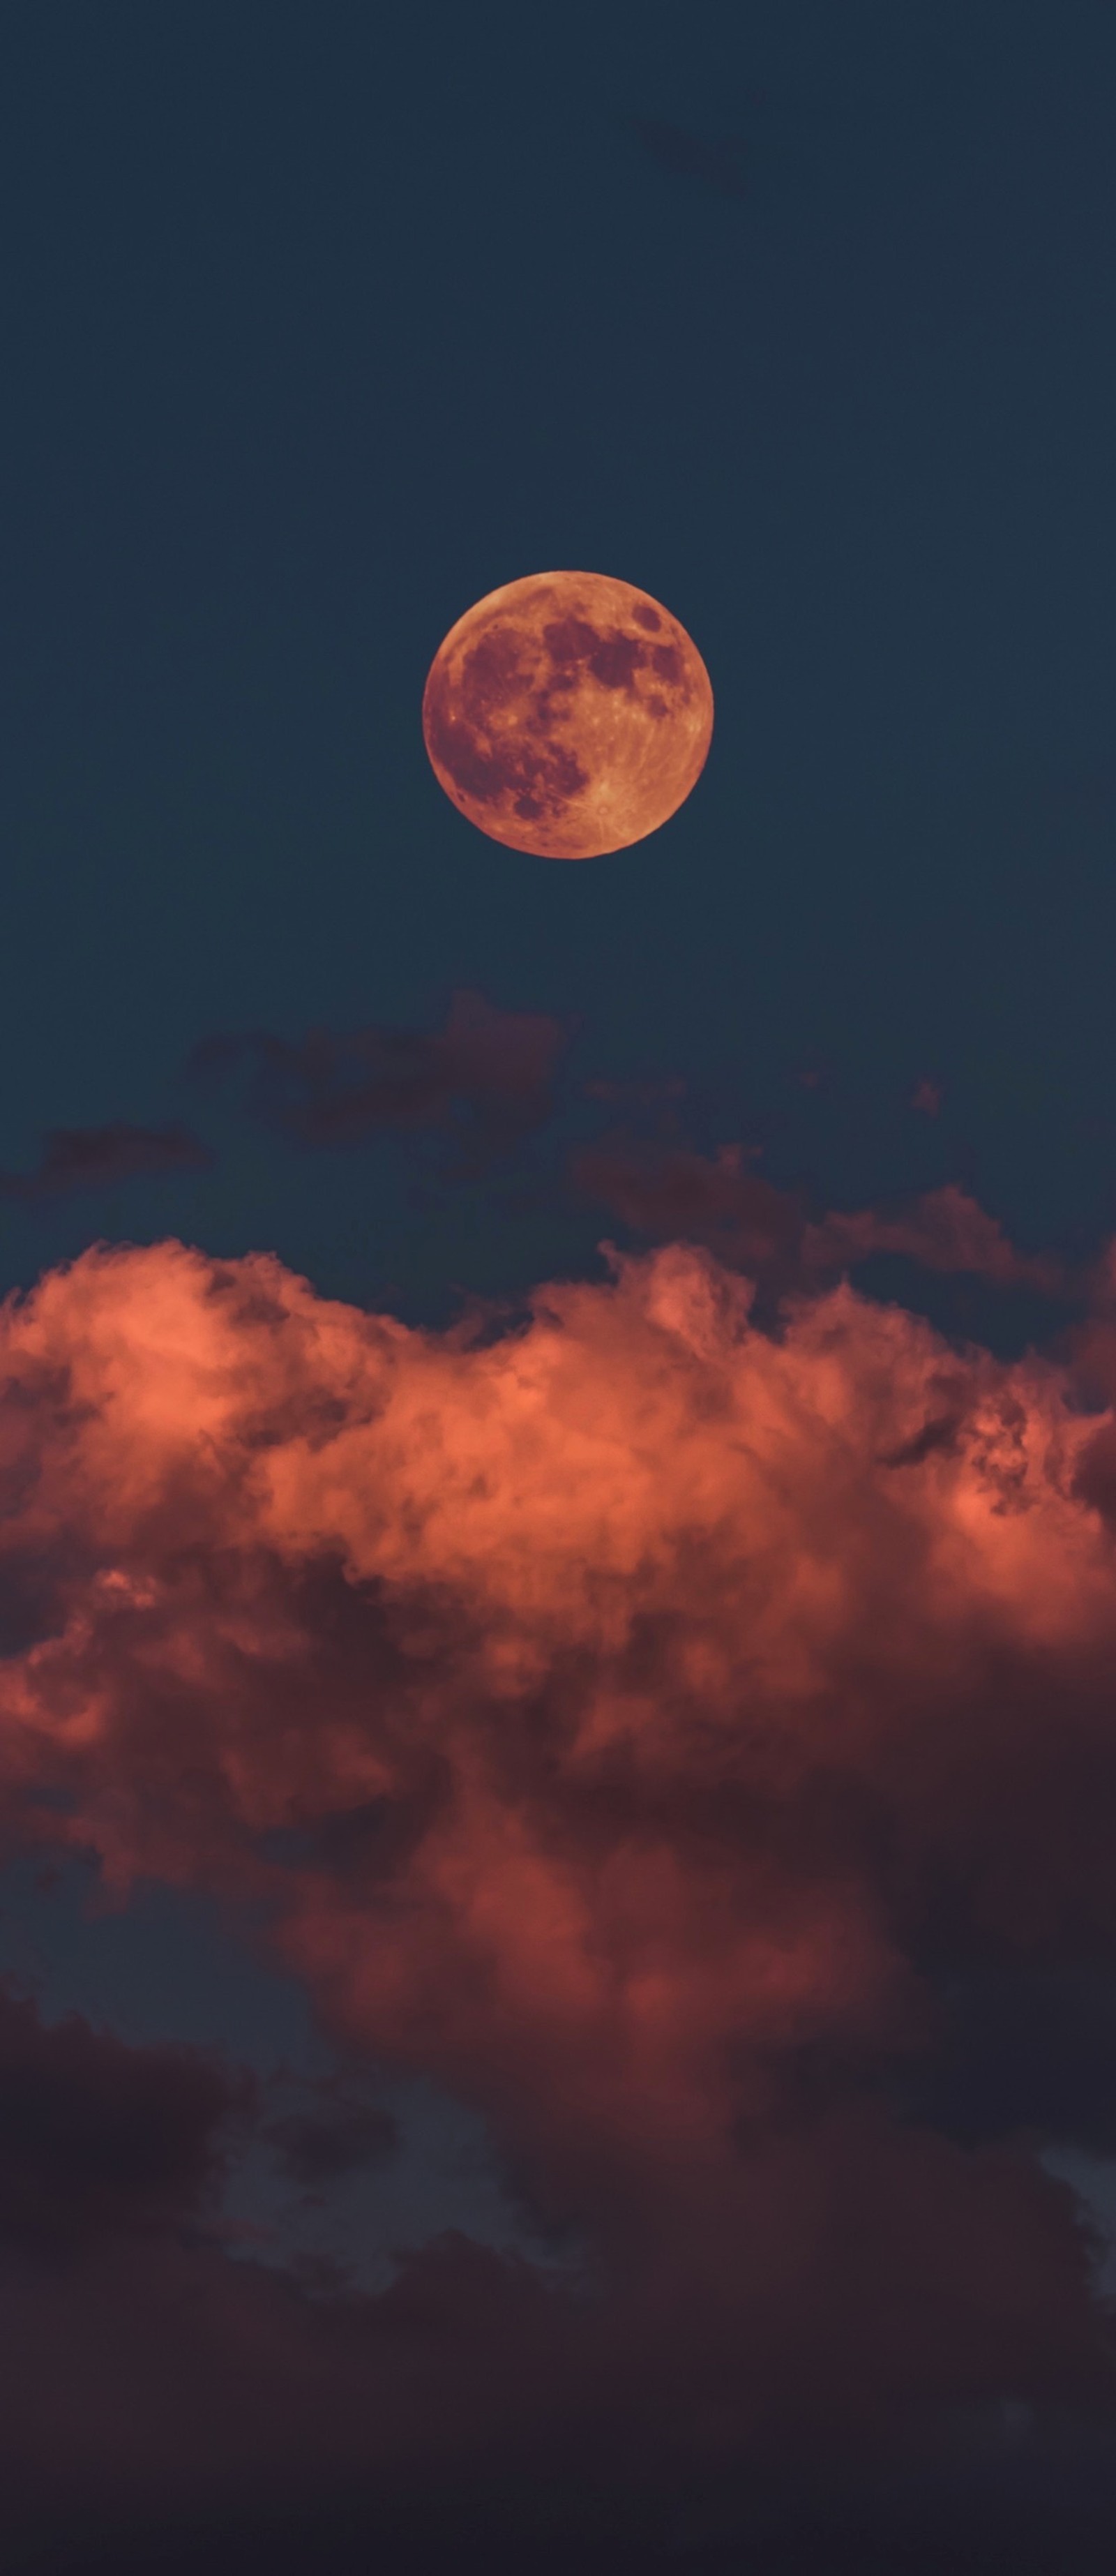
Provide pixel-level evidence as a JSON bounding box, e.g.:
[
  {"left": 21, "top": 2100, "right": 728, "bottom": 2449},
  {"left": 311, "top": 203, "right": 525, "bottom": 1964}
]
[{"left": 3, "top": 3, "right": 1116, "bottom": 2569}]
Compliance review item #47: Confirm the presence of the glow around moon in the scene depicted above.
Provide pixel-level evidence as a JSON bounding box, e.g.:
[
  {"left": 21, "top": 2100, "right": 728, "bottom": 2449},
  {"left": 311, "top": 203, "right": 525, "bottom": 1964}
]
[{"left": 421, "top": 571, "right": 714, "bottom": 860}]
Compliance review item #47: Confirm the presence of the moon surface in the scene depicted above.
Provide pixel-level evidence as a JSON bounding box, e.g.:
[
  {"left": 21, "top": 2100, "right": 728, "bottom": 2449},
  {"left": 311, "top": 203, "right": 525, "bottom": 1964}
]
[{"left": 422, "top": 571, "right": 714, "bottom": 860}]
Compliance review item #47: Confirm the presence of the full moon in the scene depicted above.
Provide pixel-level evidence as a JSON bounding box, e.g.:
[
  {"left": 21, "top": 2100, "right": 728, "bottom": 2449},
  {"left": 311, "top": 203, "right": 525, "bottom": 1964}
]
[{"left": 421, "top": 571, "right": 714, "bottom": 860}]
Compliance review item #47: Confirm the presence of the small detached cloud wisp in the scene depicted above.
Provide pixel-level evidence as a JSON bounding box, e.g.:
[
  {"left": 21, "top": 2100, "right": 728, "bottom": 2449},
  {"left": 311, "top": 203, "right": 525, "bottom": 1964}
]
[
  {"left": 190, "top": 987, "right": 571, "bottom": 1172},
  {"left": 0, "top": 1123, "right": 213, "bottom": 1205}
]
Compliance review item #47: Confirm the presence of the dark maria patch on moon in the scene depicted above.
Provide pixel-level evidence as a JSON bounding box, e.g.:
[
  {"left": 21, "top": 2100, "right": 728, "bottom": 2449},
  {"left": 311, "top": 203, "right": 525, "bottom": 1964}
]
[
  {"left": 588, "top": 633, "right": 647, "bottom": 691},
  {"left": 423, "top": 637, "right": 589, "bottom": 821},
  {"left": 542, "top": 616, "right": 649, "bottom": 696}
]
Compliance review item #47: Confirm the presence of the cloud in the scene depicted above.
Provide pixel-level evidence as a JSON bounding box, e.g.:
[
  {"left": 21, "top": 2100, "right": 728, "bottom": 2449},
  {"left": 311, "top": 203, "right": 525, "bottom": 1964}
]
[
  {"left": 891, "top": 1968, "right": 1116, "bottom": 2155},
  {"left": 574, "top": 1139, "right": 1068, "bottom": 1295},
  {"left": 191, "top": 989, "right": 570, "bottom": 1170},
  {"left": 582, "top": 1076, "right": 687, "bottom": 1106},
  {"left": 803, "top": 1182, "right": 1066, "bottom": 1293},
  {"left": 573, "top": 1138, "right": 804, "bottom": 1271},
  {"left": 0, "top": 1123, "right": 213, "bottom": 1205},
  {"left": 0, "top": 1982, "right": 243, "bottom": 2253},
  {"left": 0, "top": 1227, "right": 1115, "bottom": 2554}
]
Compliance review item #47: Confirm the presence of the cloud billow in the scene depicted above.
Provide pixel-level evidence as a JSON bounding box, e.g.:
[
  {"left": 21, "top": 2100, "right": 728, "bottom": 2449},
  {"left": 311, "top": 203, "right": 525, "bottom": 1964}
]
[{"left": 1, "top": 1229, "right": 1116, "bottom": 2558}]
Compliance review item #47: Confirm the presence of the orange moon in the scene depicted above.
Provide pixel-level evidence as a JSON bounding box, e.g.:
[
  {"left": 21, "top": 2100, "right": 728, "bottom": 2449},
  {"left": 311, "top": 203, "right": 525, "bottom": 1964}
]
[{"left": 421, "top": 571, "right": 714, "bottom": 860}]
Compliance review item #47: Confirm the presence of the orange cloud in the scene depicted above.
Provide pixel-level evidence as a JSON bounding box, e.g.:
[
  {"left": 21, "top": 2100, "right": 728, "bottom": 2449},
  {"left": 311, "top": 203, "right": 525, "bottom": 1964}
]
[{"left": 0, "top": 1229, "right": 1115, "bottom": 2519}]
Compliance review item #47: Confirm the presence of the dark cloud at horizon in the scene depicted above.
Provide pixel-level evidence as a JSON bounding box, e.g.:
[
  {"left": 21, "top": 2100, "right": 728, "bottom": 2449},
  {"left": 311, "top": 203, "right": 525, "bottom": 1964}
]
[{"left": 0, "top": 1981, "right": 242, "bottom": 2255}]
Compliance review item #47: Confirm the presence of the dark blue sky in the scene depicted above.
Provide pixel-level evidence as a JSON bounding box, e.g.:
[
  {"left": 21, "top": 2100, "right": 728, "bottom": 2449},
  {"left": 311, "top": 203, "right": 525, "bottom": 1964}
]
[
  {"left": 4, "top": 6, "right": 1116, "bottom": 2568},
  {"left": 2, "top": 0, "right": 1115, "bottom": 1317}
]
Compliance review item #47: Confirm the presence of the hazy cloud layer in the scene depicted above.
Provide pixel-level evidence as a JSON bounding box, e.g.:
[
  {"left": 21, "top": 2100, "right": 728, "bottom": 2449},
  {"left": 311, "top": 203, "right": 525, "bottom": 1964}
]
[
  {"left": 1, "top": 1226, "right": 1116, "bottom": 2558},
  {"left": 191, "top": 988, "right": 570, "bottom": 1171},
  {"left": 0, "top": 1123, "right": 213, "bottom": 1204}
]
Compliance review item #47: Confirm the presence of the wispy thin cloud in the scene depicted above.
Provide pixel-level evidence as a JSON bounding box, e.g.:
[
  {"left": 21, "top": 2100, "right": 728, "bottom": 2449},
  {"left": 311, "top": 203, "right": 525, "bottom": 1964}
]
[
  {"left": 191, "top": 989, "right": 571, "bottom": 1173},
  {"left": 0, "top": 1123, "right": 213, "bottom": 1206}
]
